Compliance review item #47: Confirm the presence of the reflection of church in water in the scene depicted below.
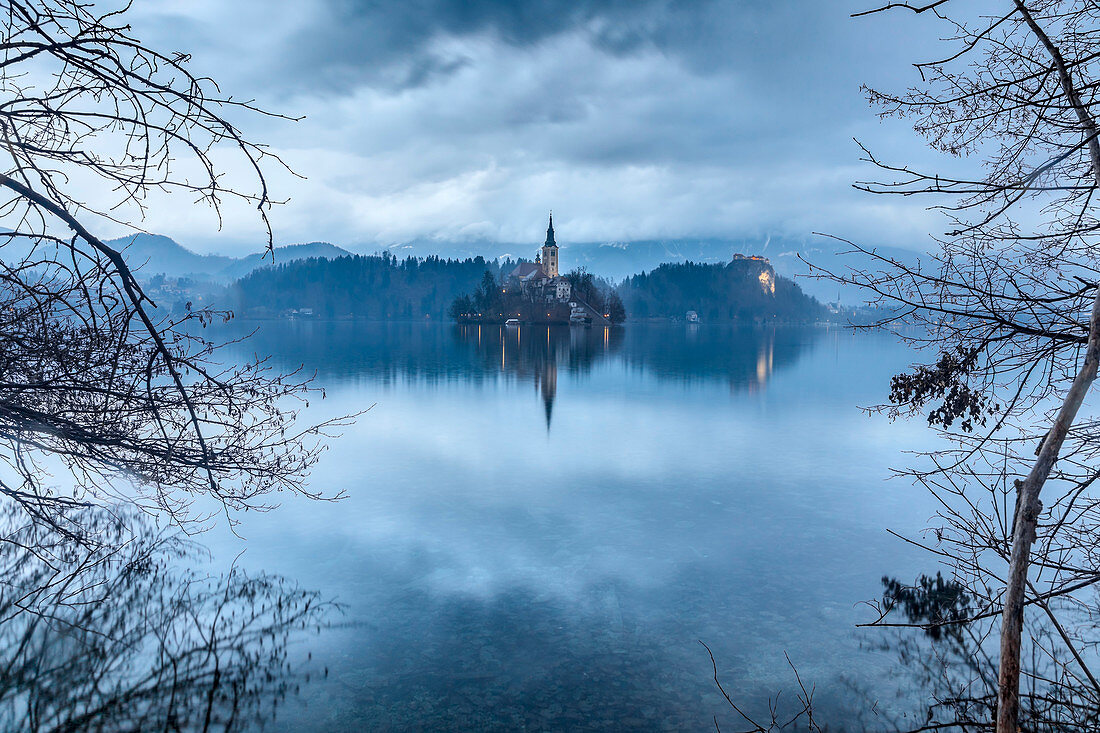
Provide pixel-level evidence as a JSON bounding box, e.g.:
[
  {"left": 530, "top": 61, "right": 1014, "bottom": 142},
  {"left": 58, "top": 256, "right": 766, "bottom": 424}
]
[
  {"left": 535, "top": 358, "right": 557, "bottom": 429},
  {"left": 455, "top": 311, "right": 805, "bottom": 431},
  {"left": 457, "top": 322, "right": 622, "bottom": 430}
]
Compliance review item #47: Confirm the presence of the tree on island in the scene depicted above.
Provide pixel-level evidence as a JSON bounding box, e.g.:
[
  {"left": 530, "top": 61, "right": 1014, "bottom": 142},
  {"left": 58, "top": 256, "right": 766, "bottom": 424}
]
[
  {"left": 812, "top": 2, "right": 1100, "bottom": 729},
  {"left": 449, "top": 266, "right": 625, "bottom": 324},
  {"left": 474, "top": 270, "right": 504, "bottom": 316},
  {"left": 606, "top": 291, "right": 627, "bottom": 324},
  {"left": 563, "top": 267, "right": 608, "bottom": 314}
]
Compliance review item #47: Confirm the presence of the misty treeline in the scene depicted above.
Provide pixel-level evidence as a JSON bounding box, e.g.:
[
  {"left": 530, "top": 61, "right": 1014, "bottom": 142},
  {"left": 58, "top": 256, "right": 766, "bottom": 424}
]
[
  {"left": 232, "top": 253, "right": 825, "bottom": 325},
  {"left": 620, "top": 260, "right": 823, "bottom": 322},
  {"left": 0, "top": 505, "right": 328, "bottom": 731},
  {"left": 231, "top": 254, "right": 824, "bottom": 324},
  {"left": 233, "top": 253, "right": 516, "bottom": 319}
]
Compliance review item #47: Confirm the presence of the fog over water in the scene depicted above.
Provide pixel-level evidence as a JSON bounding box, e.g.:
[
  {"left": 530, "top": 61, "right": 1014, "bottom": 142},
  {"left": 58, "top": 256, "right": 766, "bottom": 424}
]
[{"left": 203, "top": 321, "right": 942, "bottom": 730}]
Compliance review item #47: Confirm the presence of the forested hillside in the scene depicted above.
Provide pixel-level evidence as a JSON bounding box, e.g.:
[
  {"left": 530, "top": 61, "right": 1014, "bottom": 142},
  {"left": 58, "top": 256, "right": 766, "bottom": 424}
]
[
  {"left": 619, "top": 260, "right": 823, "bottom": 322},
  {"left": 231, "top": 254, "right": 515, "bottom": 319},
  {"left": 230, "top": 254, "right": 823, "bottom": 323}
]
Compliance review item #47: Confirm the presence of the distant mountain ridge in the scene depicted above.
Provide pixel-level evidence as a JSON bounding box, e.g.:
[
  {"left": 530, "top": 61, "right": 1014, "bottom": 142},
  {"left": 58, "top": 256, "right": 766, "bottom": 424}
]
[{"left": 104, "top": 233, "right": 352, "bottom": 282}]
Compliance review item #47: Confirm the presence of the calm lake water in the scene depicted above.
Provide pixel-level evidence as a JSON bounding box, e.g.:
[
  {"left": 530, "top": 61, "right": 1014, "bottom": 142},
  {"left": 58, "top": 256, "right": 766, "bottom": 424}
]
[{"left": 202, "top": 321, "right": 941, "bottom": 731}]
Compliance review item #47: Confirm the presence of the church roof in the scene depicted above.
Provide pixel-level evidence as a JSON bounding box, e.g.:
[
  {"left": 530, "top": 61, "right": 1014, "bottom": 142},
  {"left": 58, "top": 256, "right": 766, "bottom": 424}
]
[{"left": 510, "top": 262, "right": 548, "bottom": 281}]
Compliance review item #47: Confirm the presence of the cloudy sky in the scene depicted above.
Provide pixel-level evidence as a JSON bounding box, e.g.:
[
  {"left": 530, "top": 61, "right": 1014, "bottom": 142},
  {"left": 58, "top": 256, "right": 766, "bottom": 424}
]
[{"left": 121, "top": 0, "right": 967, "bottom": 256}]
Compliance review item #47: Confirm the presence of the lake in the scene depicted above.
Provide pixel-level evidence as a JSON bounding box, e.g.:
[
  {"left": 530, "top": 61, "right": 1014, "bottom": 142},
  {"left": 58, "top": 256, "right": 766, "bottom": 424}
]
[{"left": 197, "top": 321, "right": 939, "bottom": 730}]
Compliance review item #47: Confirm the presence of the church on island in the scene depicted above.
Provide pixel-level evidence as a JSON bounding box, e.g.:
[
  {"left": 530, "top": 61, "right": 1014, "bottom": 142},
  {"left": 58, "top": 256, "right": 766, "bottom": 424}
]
[
  {"left": 507, "top": 213, "right": 572, "bottom": 304},
  {"left": 500, "top": 213, "right": 610, "bottom": 326},
  {"left": 448, "top": 212, "right": 617, "bottom": 325}
]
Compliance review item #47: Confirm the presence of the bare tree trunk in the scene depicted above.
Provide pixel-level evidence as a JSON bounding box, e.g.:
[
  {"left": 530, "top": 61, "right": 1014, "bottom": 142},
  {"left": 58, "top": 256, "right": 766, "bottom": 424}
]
[
  {"left": 997, "top": 7, "right": 1100, "bottom": 731},
  {"left": 997, "top": 290, "right": 1100, "bottom": 732}
]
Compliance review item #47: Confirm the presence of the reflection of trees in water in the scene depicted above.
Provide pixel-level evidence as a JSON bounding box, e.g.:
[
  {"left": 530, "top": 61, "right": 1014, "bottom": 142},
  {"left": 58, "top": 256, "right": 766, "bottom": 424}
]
[
  {"left": 0, "top": 506, "right": 328, "bottom": 732},
  {"left": 217, "top": 321, "right": 819, "bottom": 402},
  {"left": 617, "top": 325, "right": 817, "bottom": 393},
  {"left": 216, "top": 321, "right": 624, "bottom": 388},
  {"left": 865, "top": 574, "right": 1096, "bottom": 731},
  {"left": 454, "top": 324, "right": 819, "bottom": 408},
  {"left": 720, "top": 573, "right": 1097, "bottom": 730}
]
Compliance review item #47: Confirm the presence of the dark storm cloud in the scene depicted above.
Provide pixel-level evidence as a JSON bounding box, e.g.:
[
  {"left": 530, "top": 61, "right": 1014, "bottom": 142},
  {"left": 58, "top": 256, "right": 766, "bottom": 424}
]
[
  {"left": 280, "top": 0, "right": 704, "bottom": 93},
  {"left": 274, "top": 0, "right": 858, "bottom": 101},
  {"left": 270, "top": 0, "right": 866, "bottom": 162},
  {"left": 122, "top": 0, "right": 980, "bottom": 253}
]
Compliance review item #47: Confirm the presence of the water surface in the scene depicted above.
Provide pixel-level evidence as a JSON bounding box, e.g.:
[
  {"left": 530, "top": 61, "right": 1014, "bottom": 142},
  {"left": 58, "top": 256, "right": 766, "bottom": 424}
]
[{"left": 207, "top": 322, "right": 939, "bottom": 730}]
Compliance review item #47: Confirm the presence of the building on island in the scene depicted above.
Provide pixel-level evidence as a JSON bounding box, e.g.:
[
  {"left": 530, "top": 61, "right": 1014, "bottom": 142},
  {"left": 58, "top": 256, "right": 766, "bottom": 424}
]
[
  {"left": 541, "top": 213, "right": 559, "bottom": 277},
  {"left": 494, "top": 213, "right": 614, "bottom": 326},
  {"left": 507, "top": 212, "right": 571, "bottom": 303}
]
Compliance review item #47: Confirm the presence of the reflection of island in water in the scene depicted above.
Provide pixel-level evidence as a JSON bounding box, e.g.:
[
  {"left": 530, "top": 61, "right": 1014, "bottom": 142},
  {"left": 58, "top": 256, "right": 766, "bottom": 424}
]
[
  {"left": 455, "top": 324, "right": 625, "bottom": 428},
  {"left": 217, "top": 321, "right": 821, "bottom": 428},
  {"left": 455, "top": 323, "right": 820, "bottom": 429}
]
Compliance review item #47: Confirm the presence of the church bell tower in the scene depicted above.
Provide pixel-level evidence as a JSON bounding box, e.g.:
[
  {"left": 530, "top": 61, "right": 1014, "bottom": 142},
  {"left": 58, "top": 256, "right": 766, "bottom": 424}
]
[{"left": 540, "top": 211, "right": 559, "bottom": 278}]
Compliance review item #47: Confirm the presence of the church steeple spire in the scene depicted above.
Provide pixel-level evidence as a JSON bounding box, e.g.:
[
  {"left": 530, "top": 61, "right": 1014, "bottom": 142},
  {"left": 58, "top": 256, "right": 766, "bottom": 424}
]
[{"left": 540, "top": 210, "right": 559, "bottom": 277}]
